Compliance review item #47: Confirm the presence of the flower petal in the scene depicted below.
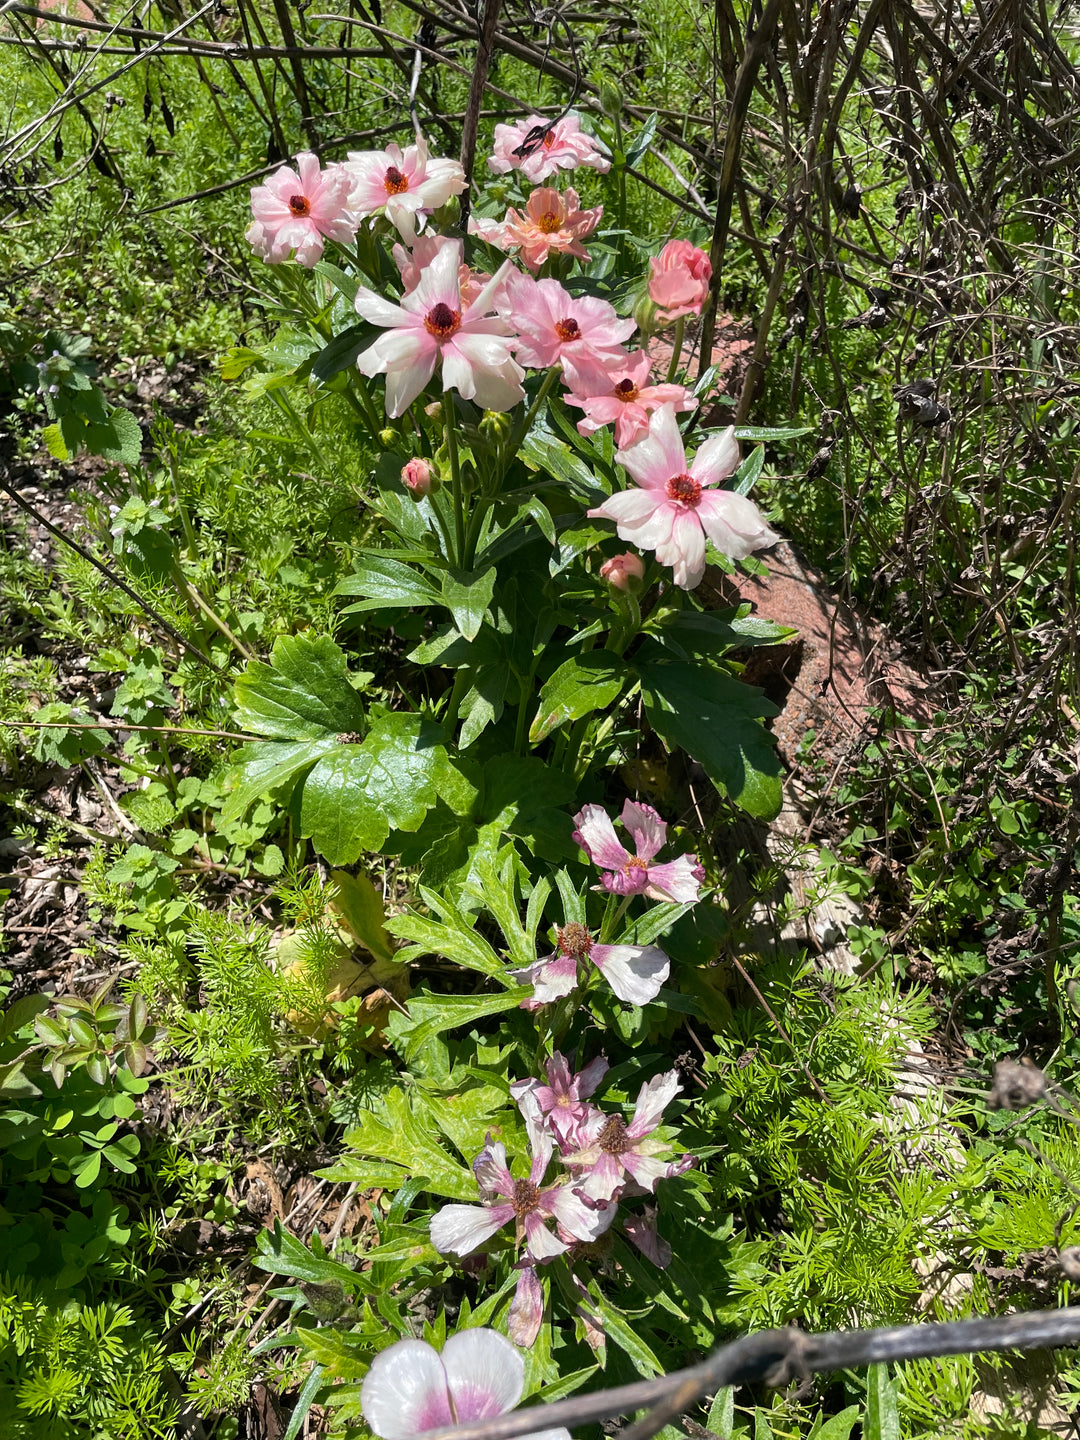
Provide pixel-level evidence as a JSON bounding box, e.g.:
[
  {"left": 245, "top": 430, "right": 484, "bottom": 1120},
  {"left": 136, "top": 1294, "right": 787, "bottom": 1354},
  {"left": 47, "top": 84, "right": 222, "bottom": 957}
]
[
  {"left": 620, "top": 799, "right": 666, "bottom": 860},
  {"left": 576, "top": 1055, "right": 609, "bottom": 1099},
  {"left": 510, "top": 951, "right": 578, "bottom": 1006},
  {"left": 690, "top": 425, "right": 740, "bottom": 486},
  {"left": 508, "top": 1267, "right": 544, "bottom": 1349},
  {"left": 696, "top": 490, "right": 779, "bottom": 561},
  {"left": 474, "top": 1138, "right": 515, "bottom": 1199},
  {"left": 627, "top": 1070, "right": 681, "bottom": 1138},
  {"left": 429, "top": 1203, "right": 512, "bottom": 1256},
  {"left": 546, "top": 1179, "right": 617, "bottom": 1240},
  {"left": 572, "top": 803, "right": 630, "bottom": 872},
  {"left": 442, "top": 1328, "right": 524, "bottom": 1419},
  {"left": 524, "top": 1209, "right": 568, "bottom": 1260},
  {"left": 615, "top": 402, "right": 686, "bottom": 490},
  {"left": 361, "top": 1339, "right": 452, "bottom": 1439},
  {"left": 589, "top": 944, "right": 669, "bottom": 1005},
  {"left": 655, "top": 507, "right": 706, "bottom": 589},
  {"left": 623, "top": 1208, "right": 672, "bottom": 1268},
  {"left": 354, "top": 288, "right": 416, "bottom": 329},
  {"left": 644, "top": 854, "right": 704, "bottom": 904}
]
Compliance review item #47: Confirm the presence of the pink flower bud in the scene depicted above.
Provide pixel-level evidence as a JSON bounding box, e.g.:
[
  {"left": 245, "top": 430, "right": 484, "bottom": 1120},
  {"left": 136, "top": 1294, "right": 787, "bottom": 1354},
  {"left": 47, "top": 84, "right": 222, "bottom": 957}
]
[
  {"left": 401, "top": 458, "right": 433, "bottom": 497},
  {"left": 599, "top": 551, "right": 645, "bottom": 590},
  {"left": 648, "top": 240, "right": 712, "bottom": 323}
]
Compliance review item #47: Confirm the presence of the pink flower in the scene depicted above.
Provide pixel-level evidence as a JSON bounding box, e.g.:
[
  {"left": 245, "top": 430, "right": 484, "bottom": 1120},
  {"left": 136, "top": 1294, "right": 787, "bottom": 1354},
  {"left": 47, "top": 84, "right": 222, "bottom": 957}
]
[
  {"left": 488, "top": 112, "right": 610, "bottom": 183},
  {"left": 511, "top": 922, "right": 669, "bottom": 1008},
  {"left": 354, "top": 240, "right": 524, "bottom": 418},
  {"left": 361, "top": 1329, "right": 570, "bottom": 1440},
  {"left": 573, "top": 800, "right": 705, "bottom": 903},
  {"left": 564, "top": 349, "right": 695, "bottom": 448},
  {"left": 401, "top": 458, "right": 434, "bottom": 497},
  {"left": 345, "top": 136, "right": 465, "bottom": 243},
  {"left": 510, "top": 1053, "right": 609, "bottom": 1152},
  {"left": 392, "top": 235, "right": 491, "bottom": 309},
  {"left": 429, "top": 1097, "right": 614, "bottom": 1263},
  {"left": 507, "top": 275, "right": 634, "bottom": 378},
  {"left": 565, "top": 1070, "right": 694, "bottom": 1202},
  {"left": 623, "top": 1205, "right": 672, "bottom": 1268},
  {"left": 508, "top": 1264, "right": 544, "bottom": 1348},
  {"left": 470, "top": 187, "right": 602, "bottom": 272},
  {"left": 246, "top": 153, "right": 356, "bottom": 267},
  {"left": 648, "top": 240, "right": 712, "bottom": 322},
  {"left": 599, "top": 552, "right": 645, "bottom": 590},
  {"left": 588, "top": 403, "right": 778, "bottom": 589}
]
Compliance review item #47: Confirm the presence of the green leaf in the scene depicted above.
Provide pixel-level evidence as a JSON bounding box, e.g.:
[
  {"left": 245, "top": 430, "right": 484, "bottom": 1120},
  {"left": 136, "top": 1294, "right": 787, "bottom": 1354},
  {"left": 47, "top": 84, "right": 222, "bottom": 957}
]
[
  {"left": 394, "top": 989, "right": 528, "bottom": 1061},
  {"left": 330, "top": 869, "right": 395, "bottom": 963},
  {"left": 865, "top": 1365, "right": 899, "bottom": 1440},
  {"left": 338, "top": 1088, "right": 478, "bottom": 1200},
  {"left": 96, "top": 406, "right": 142, "bottom": 466},
  {"left": 654, "top": 610, "right": 795, "bottom": 660},
  {"left": 387, "top": 886, "right": 506, "bottom": 979},
  {"left": 816, "top": 1407, "right": 862, "bottom": 1440},
  {"left": 313, "top": 261, "right": 359, "bottom": 303},
  {"left": 530, "top": 653, "right": 629, "bottom": 744},
  {"left": 520, "top": 430, "right": 602, "bottom": 500},
  {"left": 625, "top": 111, "right": 659, "bottom": 168},
  {"left": 254, "top": 1220, "right": 361, "bottom": 1287},
  {"left": 222, "top": 738, "right": 339, "bottom": 825},
  {"left": 706, "top": 1388, "right": 735, "bottom": 1438},
  {"left": 732, "top": 424, "right": 811, "bottom": 442},
  {"left": 283, "top": 1363, "right": 327, "bottom": 1440},
  {"left": 41, "top": 422, "right": 70, "bottom": 460},
  {"left": 311, "top": 321, "right": 379, "bottom": 381},
  {"left": 335, "top": 556, "right": 442, "bottom": 612},
  {"left": 733, "top": 444, "right": 765, "bottom": 496},
  {"left": 593, "top": 1294, "right": 664, "bottom": 1375},
  {"left": 442, "top": 567, "right": 497, "bottom": 641},
  {"left": 298, "top": 713, "right": 446, "bottom": 865},
  {"left": 636, "top": 658, "right": 782, "bottom": 819},
  {"left": 234, "top": 634, "right": 366, "bottom": 740}
]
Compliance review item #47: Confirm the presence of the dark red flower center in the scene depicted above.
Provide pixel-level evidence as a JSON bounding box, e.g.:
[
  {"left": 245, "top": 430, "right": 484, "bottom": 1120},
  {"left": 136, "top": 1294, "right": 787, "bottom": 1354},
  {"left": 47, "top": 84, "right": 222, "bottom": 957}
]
[
  {"left": 512, "top": 1178, "right": 539, "bottom": 1215},
  {"left": 614, "top": 378, "right": 639, "bottom": 402},
  {"left": 557, "top": 922, "right": 593, "bottom": 959},
  {"left": 424, "top": 302, "right": 461, "bottom": 341},
  {"left": 598, "top": 1116, "right": 632, "bottom": 1154},
  {"left": 383, "top": 165, "right": 410, "bottom": 195},
  {"left": 666, "top": 472, "right": 702, "bottom": 506},
  {"left": 555, "top": 317, "right": 581, "bottom": 342},
  {"left": 288, "top": 194, "right": 311, "bottom": 217}
]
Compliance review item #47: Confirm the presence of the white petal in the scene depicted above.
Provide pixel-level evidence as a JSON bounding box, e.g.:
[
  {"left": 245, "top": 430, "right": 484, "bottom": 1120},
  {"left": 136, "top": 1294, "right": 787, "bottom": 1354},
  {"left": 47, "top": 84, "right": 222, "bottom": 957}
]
[
  {"left": 615, "top": 402, "right": 686, "bottom": 490},
  {"left": 354, "top": 288, "right": 415, "bottom": 328},
  {"left": 546, "top": 1180, "right": 617, "bottom": 1240},
  {"left": 410, "top": 238, "right": 464, "bottom": 312},
  {"left": 573, "top": 804, "right": 629, "bottom": 871},
  {"left": 442, "top": 1328, "right": 524, "bottom": 1419},
  {"left": 361, "top": 1339, "right": 452, "bottom": 1439},
  {"left": 697, "top": 491, "right": 779, "bottom": 560},
  {"left": 644, "top": 855, "right": 703, "bottom": 904},
  {"left": 627, "top": 1070, "right": 681, "bottom": 1138},
  {"left": 429, "top": 1204, "right": 510, "bottom": 1256},
  {"left": 620, "top": 800, "right": 666, "bottom": 861},
  {"left": 590, "top": 944, "right": 668, "bottom": 1005},
  {"left": 382, "top": 347, "right": 439, "bottom": 418},
  {"left": 655, "top": 508, "right": 705, "bottom": 589},
  {"left": 690, "top": 425, "right": 740, "bottom": 486},
  {"left": 524, "top": 1210, "right": 568, "bottom": 1260}
]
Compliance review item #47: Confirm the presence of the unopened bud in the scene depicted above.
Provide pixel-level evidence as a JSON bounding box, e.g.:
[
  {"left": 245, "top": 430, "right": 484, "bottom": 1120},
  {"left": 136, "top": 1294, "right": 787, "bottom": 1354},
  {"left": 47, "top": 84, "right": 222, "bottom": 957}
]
[
  {"left": 632, "top": 290, "right": 658, "bottom": 339},
  {"left": 379, "top": 427, "right": 397, "bottom": 448},
  {"left": 599, "top": 79, "right": 623, "bottom": 118},
  {"left": 479, "top": 409, "right": 512, "bottom": 441},
  {"left": 600, "top": 551, "right": 645, "bottom": 591},
  {"left": 424, "top": 401, "right": 443, "bottom": 423},
  {"left": 401, "top": 458, "right": 435, "bottom": 498}
]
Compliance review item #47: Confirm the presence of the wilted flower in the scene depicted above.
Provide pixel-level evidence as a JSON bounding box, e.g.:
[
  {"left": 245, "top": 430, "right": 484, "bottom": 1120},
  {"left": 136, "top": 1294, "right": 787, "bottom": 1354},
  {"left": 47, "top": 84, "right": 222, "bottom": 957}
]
[
  {"left": 246, "top": 152, "right": 356, "bottom": 267},
  {"left": 599, "top": 551, "right": 645, "bottom": 591},
  {"left": 401, "top": 458, "right": 434, "bottom": 497},
  {"left": 429, "top": 1096, "right": 613, "bottom": 1262},
  {"left": 488, "top": 112, "right": 610, "bottom": 184},
  {"left": 354, "top": 240, "right": 524, "bottom": 418},
  {"left": 573, "top": 800, "right": 705, "bottom": 903},
  {"left": 512, "top": 921, "right": 668, "bottom": 1008},
  {"left": 510, "top": 1052, "right": 609, "bottom": 1151},
  {"left": 648, "top": 240, "right": 712, "bottom": 322},
  {"left": 345, "top": 135, "right": 465, "bottom": 244},
  {"left": 470, "top": 187, "right": 602, "bottom": 272},
  {"left": 623, "top": 1204, "right": 672, "bottom": 1268},
  {"left": 588, "top": 403, "right": 778, "bottom": 589},
  {"left": 508, "top": 274, "right": 634, "bottom": 377},
  {"left": 564, "top": 348, "right": 694, "bottom": 448},
  {"left": 361, "top": 1329, "right": 569, "bottom": 1439},
  {"left": 566, "top": 1070, "right": 693, "bottom": 1202}
]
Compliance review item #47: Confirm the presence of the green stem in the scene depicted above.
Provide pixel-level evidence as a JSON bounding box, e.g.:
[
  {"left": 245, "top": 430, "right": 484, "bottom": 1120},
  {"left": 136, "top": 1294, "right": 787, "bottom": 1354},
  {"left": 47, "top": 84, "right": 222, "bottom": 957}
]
[
  {"left": 600, "top": 894, "right": 635, "bottom": 945},
  {"left": 665, "top": 316, "right": 686, "bottom": 384},
  {"left": 614, "top": 114, "right": 627, "bottom": 237},
  {"left": 270, "top": 388, "right": 329, "bottom": 474},
  {"left": 495, "top": 366, "right": 562, "bottom": 490},
  {"left": 444, "top": 405, "right": 466, "bottom": 567},
  {"left": 167, "top": 453, "right": 197, "bottom": 562}
]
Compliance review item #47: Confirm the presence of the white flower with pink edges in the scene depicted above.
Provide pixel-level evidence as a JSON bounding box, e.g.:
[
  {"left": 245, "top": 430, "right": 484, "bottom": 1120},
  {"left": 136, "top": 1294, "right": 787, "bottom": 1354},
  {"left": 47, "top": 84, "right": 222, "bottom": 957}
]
[
  {"left": 565, "top": 1070, "right": 694, "bottom": 1202},
  {"left": 573, "top": 800, "right": 705, "bottom": 902},
  {"left": 345, "top": 135, "right": 465, "bottom": 243},
  {"left": 511, "top": 921, "right": 669, "bottom": 1009}
]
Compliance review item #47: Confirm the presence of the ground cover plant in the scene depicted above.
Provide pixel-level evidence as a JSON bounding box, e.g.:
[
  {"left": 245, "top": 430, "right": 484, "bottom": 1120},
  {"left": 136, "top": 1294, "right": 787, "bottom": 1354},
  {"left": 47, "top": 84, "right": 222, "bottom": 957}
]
[{"left": 3, "top": 2, "right": 1080, "bottom": 1438}]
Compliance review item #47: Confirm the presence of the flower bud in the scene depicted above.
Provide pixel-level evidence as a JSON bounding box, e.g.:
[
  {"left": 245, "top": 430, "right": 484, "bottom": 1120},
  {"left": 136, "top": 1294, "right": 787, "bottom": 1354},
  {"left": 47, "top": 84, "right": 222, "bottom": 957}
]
[
  {"left": 600, "top": 551, "right": 645, "bottom": 591},
  {"left": 424, "top": 401, "right": 443, "bottom": 423},
  {"left": 598, "top": 78, "right": 623, "bottom": 118},
  {"left": 401, "top": 458, "right": 435, "bottom": 498},
  {"left": 632, "top": 289, "right": 658, "bottom": 339},
  {"left": 379, "top": 427, "right": 397, "bottom": 448},
  {"left": 648, "top": 240, "right": 712, "bottom": 323},
  {"left": 479, "top": 409, "right": 512, "bottom": 441}
]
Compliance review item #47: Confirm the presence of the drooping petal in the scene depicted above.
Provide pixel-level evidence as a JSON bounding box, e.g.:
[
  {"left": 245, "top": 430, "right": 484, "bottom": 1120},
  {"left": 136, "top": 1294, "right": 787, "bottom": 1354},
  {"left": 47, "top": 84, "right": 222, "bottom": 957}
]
[
  {"left": 523, "top": 1209, "right": 568, "bottom": 1260},
  {"left": 507, "top": 1266, "right": 544, "bottom": 1349},
  {"left": 545, "top": 1180, "right": 617, "bottom": 1242},
  {"left": 620, "top": 799, "right": 666, "bottom": 861},
  {"left": 623, "top": 1208, "right": 673, "bottom": 1268},
  {"left": 690, "top": 425, "right": 740, "bottom": 486},
  {"left": 696, "top": 490, "right": 780, "bottom": 561},
  {"left": 474, "top": 1138, "right": 515, "bottom": 1199},
  {"left": 510, "top": 951, "right": 578, "bottom": 1006},
  {"left": 576, "top": 1055, "right": 609, "bottom": 1099},
  {"left": 444, "top": 333, "right": 525, "bottom": 411},
  {"left": 572, "top": 804, "right": 630, "bottom": 872},
  {"left": 382, "top": 345, "right": 440, "bottom": 419},
  {"left": 643, "top": 854, "right": 704, "bottom": 904},
  {"left": 361, "top": 1339, "right": 453, "bottom": 1439},
  {"left": 655, "top": 506, "right": 707, "bottom": 589},
  {"left": 615, "top": 402, "right": 687, "bottom": 491},
  {"left": 619, "top": 1149, "right": 681, "bottom": 1193},
  {"left": 442, "top": 1328, "right": 524, "bottom": 1419},
  {"left": 429, "top": 1202, "right": 513, "bottom": 1256},
  {"left": 626, "top": 1070, "right": 681, "bottom": 1138},
  {"left": 589, "top": 943, "right": 669, "bottom": 1005}
]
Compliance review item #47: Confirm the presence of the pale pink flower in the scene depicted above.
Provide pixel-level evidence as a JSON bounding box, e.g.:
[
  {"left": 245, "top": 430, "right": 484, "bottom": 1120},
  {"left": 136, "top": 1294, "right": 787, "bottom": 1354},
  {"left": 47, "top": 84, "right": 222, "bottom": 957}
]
[
  {"left": 392, "top": 235, "right": 491, "bottom": 309},
  {"left": 511, "top": 921, "right": 669, "bottom": 1009},
  {"left": 564, "top": 349, "right": 695, "bottom": 448},
  {"left": 573, "top": 800, "right": 705, "bottom": 903},
  {"left": 510, "top": 1053, "right": 609, "bottom": 1152},
  {"left": 429, "top": 1097, "right": 614, "bottom": 1263},
  {"left": 470, "top": 187, "right": 602, "bottom": 272},
  {"left": 488, "top": 112, "right": 610, "bottom": 183},
  {"left": 246, "top": 153, "right": 356, "bottom": 267},
  {"left": 401, "top": 458, "right": 434, "bottom": 497},
  {"left": 599, "top": 551, "right": 645, "bottom": 590},
  {"left": 566, "top": 1070, "right": 694, "bottom": 1202},
  {"left": 361, "top": 1329, "right": 569, "bottom": 1440},
  {"left": 354, "top": 240, "right": 524, "bottom": 418},
  {"left": 649, "top": 240, "right": 712, "bottom": 322},
  {"left": 345, "top": 135, "right": 465, "bottom": 244},
  {"left": 507, "top": 275, "right": 634, "bottom": 378},
  {"left": 588, "top": 403, "right": 778, "bottom": 589}
]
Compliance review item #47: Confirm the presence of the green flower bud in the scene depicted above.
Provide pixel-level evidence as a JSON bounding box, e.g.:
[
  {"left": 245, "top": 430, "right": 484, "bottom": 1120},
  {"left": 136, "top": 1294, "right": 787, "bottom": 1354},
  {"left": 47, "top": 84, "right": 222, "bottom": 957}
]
[{"left": 599, "top": 79, "right": 623, "bottom": 118}]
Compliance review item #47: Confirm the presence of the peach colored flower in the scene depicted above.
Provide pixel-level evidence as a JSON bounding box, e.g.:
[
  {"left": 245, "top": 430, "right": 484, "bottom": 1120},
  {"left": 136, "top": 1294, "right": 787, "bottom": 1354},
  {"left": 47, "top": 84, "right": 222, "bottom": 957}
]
[
  {"left": 649, "top": 240, "right": 712, "bottom": 322},
  {"left": 246, "top": 152, "right": 356, "bottom": 267},
  {"left": 470, "top": 187, "right": 602, "bottom": 272},
  {"left": 488, "top": 112, "right": 610, "bottom": 183},
  {"left": 564, "top": 348, "right": 695, "bottom": 448}
]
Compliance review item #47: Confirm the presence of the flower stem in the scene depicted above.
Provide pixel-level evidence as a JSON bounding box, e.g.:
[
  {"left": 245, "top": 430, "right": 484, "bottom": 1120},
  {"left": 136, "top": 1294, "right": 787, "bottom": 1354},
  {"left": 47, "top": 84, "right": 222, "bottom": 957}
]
[
  {"left": 665, "top": 315, "right": 686, "bottom": 384},
  {"left": 495, "top": 365, "right": 561, "bottom": 491},
  {"left": 600, "top": 893, "right": 635, "bottom": 945},
  {"left": 444, "top": 404, "right": 465, "bottom": 567}
]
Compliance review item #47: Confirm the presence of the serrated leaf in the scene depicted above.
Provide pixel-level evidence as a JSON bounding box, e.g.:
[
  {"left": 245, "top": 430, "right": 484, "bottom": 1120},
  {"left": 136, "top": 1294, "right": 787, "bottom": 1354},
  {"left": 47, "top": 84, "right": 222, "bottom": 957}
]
[
  {"left": 234, "top": 633, "right": 366, "bottom": 740},
  {"left": 338, "top": 1088, "right": 478, "bottom": 1201},
  {"left": 395, "top": 989, "right": 528, "bottom": 1061},
  {"left": 42, "top": 422, "right": 70, "bottom": 460},
  {"left": 530, "top": 652, "right": 628, "bottom": 743},
  {"left": 254, "top": 1220, "right": 362, "bottom": 1287},
  {"left": 222, "top": 737, "right": 339, "bottom": 825}
]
